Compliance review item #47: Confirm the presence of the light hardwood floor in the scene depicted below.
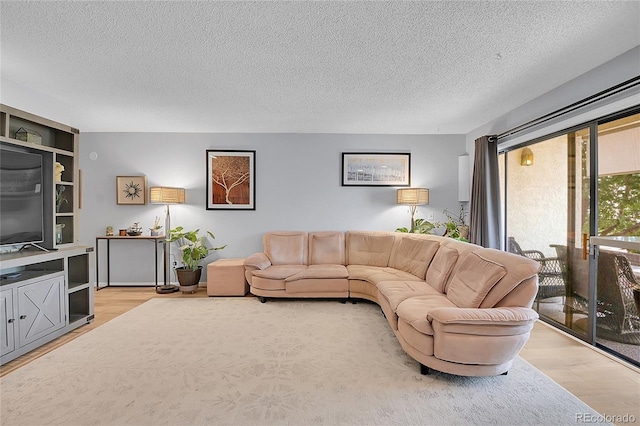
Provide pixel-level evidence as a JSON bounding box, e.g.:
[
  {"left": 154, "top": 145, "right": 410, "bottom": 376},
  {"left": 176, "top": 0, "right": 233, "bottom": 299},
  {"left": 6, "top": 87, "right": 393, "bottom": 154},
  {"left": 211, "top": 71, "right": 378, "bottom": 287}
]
[{"left": 2, "top": 287, "right": 639, "bottom": 425}]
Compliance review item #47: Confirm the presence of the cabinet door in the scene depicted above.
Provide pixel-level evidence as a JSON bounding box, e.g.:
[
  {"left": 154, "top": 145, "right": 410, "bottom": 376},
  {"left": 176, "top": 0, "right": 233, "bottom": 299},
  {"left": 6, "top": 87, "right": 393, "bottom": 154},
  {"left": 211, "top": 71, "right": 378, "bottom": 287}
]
[
  {"left": 0, "top": 288, "right": 15, "bottom": 356},
  {"left": 17, "top": 276, "right": 65, "bottom": 347}
]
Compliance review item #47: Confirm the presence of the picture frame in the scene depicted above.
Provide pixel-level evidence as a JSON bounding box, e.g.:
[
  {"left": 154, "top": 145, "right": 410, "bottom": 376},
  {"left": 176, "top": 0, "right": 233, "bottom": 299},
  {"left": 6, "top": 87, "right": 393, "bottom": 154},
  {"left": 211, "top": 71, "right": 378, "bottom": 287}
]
[
  {"left": 116, "top": 175, "right": 147, "bottom": 205},
  {"left": 206, "top": 150, "right": 256, "bottom": 210},
  {"left": 341, "top": 152, "right": 411, "bottom": 186}
]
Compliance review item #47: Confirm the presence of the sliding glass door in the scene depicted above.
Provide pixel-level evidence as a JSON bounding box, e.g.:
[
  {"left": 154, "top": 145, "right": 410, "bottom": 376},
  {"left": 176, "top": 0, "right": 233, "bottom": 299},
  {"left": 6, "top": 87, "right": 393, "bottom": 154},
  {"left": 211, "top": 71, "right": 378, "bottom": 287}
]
[
  {"left": 502, "top": 126, "right": 592, "bottom": 342},
  {"left": 501, "top": 110, "right": 640, "bottom": 366},
  {"left": 593, "top": 113, "right": 640, "bottom": 365}
]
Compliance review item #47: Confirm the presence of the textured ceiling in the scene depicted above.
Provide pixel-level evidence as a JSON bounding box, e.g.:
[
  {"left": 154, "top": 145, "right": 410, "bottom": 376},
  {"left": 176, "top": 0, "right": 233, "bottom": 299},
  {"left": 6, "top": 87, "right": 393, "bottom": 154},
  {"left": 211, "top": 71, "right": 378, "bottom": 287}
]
[{"left": 1, "top": 1, "right": 639, "bottom": 134}]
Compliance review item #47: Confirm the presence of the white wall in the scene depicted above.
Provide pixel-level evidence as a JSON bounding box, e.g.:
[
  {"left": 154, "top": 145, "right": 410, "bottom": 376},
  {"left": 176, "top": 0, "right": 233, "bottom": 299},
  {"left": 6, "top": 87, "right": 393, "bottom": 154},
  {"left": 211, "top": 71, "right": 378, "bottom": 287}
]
[
  {"left": 79, "top": 132, "right": 465, "bottom": 284},
  {"left": 465, "top": 46, "right": 640, "bottom": 155}
]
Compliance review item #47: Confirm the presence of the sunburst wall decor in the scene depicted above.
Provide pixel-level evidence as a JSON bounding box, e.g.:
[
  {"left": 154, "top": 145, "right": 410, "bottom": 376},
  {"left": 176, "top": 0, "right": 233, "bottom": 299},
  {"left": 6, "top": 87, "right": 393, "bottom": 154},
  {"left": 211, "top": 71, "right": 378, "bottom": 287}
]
[{"left": 116, "top": 175, "right": 147, "bottom": 205}]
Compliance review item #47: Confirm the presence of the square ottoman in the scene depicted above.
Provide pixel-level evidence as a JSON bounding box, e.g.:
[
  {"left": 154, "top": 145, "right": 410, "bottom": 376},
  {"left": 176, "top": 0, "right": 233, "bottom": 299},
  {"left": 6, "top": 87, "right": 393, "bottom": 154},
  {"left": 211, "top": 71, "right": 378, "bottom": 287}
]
[{"left": 207, "top": 258, "right": 248, "bottom": 296}]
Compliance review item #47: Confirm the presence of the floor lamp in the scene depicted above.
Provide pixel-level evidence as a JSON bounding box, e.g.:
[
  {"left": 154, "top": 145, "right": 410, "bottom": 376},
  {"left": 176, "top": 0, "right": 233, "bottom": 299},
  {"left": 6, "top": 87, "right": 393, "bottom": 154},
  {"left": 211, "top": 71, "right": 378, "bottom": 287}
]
[
  {"left": 397, "top": 188, "right": 429, "bottom": 232},
  {"left": 150, "top": 186, "right": 185, "bottom": 294}
]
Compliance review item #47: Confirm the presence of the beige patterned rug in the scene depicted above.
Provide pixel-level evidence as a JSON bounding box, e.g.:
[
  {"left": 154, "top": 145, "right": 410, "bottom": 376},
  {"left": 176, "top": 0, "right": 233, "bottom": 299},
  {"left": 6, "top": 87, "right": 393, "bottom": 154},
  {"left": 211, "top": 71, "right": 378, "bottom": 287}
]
[{"left": 0, "top": 298, "right": 609, "bottom": 425}]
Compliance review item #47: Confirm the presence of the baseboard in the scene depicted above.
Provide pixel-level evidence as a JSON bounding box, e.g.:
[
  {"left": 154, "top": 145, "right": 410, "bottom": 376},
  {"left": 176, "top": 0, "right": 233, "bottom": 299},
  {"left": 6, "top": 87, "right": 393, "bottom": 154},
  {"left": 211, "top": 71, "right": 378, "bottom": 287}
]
[{"left": 96, "top": 281, "right": 206, "bottom": 288}]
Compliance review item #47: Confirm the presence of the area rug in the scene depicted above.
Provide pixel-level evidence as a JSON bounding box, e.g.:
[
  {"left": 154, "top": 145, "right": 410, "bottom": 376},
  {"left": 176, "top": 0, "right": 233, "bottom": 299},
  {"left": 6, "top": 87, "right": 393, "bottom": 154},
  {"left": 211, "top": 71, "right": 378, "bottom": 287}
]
[{"left": 0, "top": 298, "right": 610, "bottom": 426}]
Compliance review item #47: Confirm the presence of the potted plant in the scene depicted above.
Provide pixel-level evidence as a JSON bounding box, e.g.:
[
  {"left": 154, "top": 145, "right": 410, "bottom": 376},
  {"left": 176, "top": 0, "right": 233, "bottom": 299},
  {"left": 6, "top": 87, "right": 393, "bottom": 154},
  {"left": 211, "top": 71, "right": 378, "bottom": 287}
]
[
  {"left": 149, "top": 216, "right": 162, "bottom": 236},
  {"left": 166, "top": 226, "right": 226, "bottom": 293},
  {"left": 396, "top": 218, "right": 435, "bottom": 234},
  {"left": 55, "top": 186, "right": 67, "bottom": 212},
  {"left": 440, "top": 204, "right": 469, "bottom": 242}
]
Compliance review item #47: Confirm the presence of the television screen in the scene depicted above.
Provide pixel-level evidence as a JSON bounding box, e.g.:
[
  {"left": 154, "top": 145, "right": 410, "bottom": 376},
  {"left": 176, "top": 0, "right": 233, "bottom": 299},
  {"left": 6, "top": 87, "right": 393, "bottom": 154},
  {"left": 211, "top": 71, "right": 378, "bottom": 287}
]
[{"left": 0, "top": 147, "right": 45, "bottom": 246}]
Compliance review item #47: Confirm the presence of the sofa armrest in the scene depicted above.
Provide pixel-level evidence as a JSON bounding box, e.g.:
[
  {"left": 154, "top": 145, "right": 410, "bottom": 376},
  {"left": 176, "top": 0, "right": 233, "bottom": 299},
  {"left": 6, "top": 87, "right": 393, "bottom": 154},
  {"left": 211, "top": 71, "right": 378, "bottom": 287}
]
[
  {"left": 244, "top": 253, "right": 272, "bottom": 270},
  {"left": 428, "top": 307, "right": 538, "bottom": 365},
  {"left": 427, "top": 307, "right": 539, "bottom": 327}
]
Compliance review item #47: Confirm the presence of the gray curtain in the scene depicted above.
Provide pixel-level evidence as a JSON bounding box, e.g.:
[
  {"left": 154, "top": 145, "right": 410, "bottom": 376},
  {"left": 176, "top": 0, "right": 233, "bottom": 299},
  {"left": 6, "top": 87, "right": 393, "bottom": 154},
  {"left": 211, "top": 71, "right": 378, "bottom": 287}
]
[{"left": 469, "top": 135, "right": 502, "bottom": 249}]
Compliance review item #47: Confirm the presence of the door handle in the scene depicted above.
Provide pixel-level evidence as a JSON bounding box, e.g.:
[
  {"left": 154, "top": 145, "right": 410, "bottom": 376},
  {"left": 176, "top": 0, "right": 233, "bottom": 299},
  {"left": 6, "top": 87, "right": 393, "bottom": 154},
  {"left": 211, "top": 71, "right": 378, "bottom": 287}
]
[
  {"left": 7, "top": 318, "right": 14, "bottom": 323},
  {"left": 583, "top": 233, "right": 588, "bottom": 260},
  {"left": 19, "top": 315, "right": 26, "bottom": 320}
]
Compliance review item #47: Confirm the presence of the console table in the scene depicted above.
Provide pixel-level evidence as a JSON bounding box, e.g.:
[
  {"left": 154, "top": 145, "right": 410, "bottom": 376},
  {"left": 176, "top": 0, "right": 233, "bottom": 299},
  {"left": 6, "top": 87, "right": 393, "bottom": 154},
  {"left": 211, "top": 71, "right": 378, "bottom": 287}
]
[{"left": 95, "top": 235, "right": 168, "bottom": 292}]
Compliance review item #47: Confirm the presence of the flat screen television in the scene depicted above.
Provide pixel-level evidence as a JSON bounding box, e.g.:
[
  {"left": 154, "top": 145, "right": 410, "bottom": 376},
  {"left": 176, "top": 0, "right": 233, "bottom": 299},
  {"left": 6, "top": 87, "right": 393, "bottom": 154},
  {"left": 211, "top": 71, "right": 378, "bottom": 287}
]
[{"left": 0, "top": 146, "right": 45, "bottom": 247}]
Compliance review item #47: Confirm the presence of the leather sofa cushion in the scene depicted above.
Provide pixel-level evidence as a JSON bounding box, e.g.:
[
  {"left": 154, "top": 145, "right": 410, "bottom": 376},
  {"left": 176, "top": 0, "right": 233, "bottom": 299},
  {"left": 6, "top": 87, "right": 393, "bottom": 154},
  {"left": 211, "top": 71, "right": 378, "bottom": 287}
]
[
  {"left": 472, "top": 248, "right": 540, "bottom": 308},
  {"left": 378, "top": 280, "right": 441, "bottom": 311},
  {"left": 388, "top": 237, "right": 439, "bottom": 280},
  {"left": 285, "top": 264, "right": 348, "bottom": 281},
  {"left": 395, "top": 294, "right": 457, "bottom": 335},
  {"left": 286, "top": 278, "right": 348, "bottom": 294},
  {"left": 309, "top": 232, "right": 345, "bottom": 265},
  {"left": 251, "top": 276, "right": 286, "bottom": 291},
  {"left": 264, "top": 231, "right": 308, "bottom": 265},
  {"left": 347, "top": 265, "right": 422, "bottom": 285},
  {"left": 252, "top": 265, "right": 307, "bottom": 280},
  {"left": 425, "top": 245, "right": 458, "bottom": 292},
  {"left": 346, "top": 232, "right": 396, "bottom": 267},
  {"left": 446, "top": 252, "right": 507, "bottom": 308}
]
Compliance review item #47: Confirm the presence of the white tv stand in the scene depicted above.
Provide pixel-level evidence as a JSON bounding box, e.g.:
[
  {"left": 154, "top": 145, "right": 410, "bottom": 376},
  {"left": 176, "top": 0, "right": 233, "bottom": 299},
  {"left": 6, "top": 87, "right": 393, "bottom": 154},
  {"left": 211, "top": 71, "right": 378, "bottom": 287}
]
[{"left": 0, "top": 246, "right": 94, "bottom": 365}]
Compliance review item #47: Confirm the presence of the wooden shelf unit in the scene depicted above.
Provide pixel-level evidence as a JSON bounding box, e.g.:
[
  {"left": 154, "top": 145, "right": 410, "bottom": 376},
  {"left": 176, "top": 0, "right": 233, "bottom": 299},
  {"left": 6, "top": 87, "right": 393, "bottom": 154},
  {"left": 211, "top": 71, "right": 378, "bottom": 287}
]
[
  {"left": 0, "top": 105, "right": 93, "bottom": 365},
  {"left": 0, "top": 104, "right": 80, "bottom": 248}
]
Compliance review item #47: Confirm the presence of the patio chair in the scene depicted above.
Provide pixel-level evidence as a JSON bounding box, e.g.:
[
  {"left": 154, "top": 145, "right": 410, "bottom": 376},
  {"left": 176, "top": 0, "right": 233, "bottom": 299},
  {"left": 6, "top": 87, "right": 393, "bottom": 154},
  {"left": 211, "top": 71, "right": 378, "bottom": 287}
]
[
  {"left": 611, "top": 255, "right": 640, "bottom": 334},
  {"left": 508, "top": 237, "right": 566, "bottom": 309},
  {"left": 582, "top": 251, "right": 640, "bottom": 339}
]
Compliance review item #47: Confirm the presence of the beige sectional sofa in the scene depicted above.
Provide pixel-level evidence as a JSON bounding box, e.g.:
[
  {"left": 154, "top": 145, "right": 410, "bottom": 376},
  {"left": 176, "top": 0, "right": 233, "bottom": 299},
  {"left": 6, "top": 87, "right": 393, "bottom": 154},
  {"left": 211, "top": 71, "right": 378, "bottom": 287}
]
[{"left": 244, "top": 230, "right": 540, "bottom": 377}]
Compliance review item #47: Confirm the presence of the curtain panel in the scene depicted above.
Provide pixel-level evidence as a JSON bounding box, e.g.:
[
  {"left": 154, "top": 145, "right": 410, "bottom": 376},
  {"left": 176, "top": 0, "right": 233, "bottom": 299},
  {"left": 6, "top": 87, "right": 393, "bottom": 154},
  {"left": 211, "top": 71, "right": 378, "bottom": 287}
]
[{"left": 469, "top": 135, "right": 502, "bottom": 249}]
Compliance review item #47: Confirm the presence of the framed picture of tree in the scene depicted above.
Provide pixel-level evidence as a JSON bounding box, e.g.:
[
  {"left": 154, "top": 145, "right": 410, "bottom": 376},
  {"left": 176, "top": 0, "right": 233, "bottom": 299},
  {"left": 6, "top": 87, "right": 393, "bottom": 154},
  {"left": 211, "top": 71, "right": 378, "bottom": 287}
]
[{"left": 206, "top": 150, "right": 256, "bottom": 210}]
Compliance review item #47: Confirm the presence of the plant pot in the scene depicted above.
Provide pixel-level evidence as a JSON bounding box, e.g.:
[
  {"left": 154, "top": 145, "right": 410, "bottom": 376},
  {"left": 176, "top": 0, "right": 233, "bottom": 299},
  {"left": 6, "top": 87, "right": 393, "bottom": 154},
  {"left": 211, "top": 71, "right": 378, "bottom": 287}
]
[
  {"left": 459, "top": 225, "right": 470, "bottom": 239},
  {"left": 55, "top": 223, "right": 65, "bottom": 244},
  {"left": 175, "top": 266, "right": 202, "bottom": 293}
]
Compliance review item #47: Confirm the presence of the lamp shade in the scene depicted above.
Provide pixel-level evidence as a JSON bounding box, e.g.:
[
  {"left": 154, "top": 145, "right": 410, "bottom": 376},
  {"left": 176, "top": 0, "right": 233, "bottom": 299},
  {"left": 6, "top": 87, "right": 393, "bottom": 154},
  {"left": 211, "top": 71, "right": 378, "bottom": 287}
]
[
  {"left": 149, "top": 186, "right": 185, "bottom": 204},
  {"left": 397, "top": 188, "right": 429, "bottom": 205}
]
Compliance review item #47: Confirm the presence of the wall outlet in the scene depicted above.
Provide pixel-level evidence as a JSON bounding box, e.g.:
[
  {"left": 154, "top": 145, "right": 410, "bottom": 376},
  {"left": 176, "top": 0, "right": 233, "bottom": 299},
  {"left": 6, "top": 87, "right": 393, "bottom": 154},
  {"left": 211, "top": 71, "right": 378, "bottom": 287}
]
[{"left": 427, "top": 212, "right": 434, "bottom": 221}]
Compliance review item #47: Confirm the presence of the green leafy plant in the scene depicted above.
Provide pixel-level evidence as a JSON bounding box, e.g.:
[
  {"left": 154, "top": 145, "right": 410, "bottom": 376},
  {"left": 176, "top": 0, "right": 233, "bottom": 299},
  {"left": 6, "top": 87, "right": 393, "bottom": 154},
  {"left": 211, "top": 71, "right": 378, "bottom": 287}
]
[
  {"left": 166, "top": 226, "right": 226, "bottom": 270},
  {"left": 396, "top": 218, "right": 435, "bottom": 234},
  {"left": 443, "top": 221, "right": 468, "bottom": 241},
  {"left": 55, "top": 186, "right": 67, "bottom": 210},
  {"left": 438, "top": 204, "right": 469, "bottom": 242},
  {"left": 149, "top": 216, "right": 162, "bottom": 231}
]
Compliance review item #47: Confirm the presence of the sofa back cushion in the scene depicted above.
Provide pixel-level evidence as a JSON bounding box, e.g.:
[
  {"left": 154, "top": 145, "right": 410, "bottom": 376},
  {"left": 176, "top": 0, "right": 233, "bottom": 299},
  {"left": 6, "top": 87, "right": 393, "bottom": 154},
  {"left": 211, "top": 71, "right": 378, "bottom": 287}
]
[
  {"left": 439, "top": 239, "right": 482, "bottom": 292},
  {"left": 388, "top": 236, "right": 439, "bottom": 279},
  {"left": 264, "top": 231, "right": 308, "bottom": 265},
  {"left": 309, "top": 231, "right": 345, "bottom": 265},
  {"left": 446, "top": 252, "right": 507, "bottom": 308},
  {"left": 425, "top": 245, "right": 458, "bottom": 292},
  {"left": 346, "top": 231, "right": 396, "bottom": 267},
  {"left": 473, "top": 247, "right": 540, "bottom": 308}
]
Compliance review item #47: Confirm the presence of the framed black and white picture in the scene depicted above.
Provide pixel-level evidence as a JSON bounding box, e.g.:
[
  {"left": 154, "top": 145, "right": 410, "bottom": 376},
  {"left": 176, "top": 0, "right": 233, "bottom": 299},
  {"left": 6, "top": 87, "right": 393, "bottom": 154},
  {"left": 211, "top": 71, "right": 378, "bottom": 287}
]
[{"left": 341, "top": 152, "right": 410, "bottom": 186}]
